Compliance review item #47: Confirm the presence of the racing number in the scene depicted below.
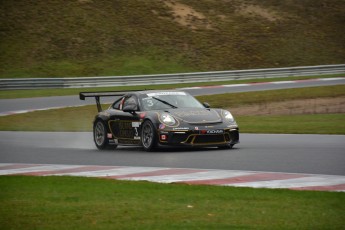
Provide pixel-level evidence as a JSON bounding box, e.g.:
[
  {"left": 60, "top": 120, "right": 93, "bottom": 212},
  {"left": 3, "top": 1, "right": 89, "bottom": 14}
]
[{"left": 132, "top": 122, "right": 140, "bottom": 140}]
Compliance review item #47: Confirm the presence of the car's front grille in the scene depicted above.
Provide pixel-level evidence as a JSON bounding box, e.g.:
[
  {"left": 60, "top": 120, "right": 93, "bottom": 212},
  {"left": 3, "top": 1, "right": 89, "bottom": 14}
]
[
  {"left": 168, "top": 133, "right": 188, "bottom": 144},
  {"left": 193, "top": 134, "right": 226, "bottom": 144},
  {"left": 162, "top": 129, "right": 239, "bottom": 146}
]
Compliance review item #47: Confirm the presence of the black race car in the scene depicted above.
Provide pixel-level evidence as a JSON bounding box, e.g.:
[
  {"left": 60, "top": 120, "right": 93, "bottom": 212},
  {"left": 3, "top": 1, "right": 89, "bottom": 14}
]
[{"left": 80, "top": 90, "right": 239, "bottom": 151}]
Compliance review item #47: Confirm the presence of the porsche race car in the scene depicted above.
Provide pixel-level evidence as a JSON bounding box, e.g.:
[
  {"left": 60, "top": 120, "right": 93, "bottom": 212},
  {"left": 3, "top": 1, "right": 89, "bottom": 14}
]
[{"left": 80, "top": 90, "right": 239, "bottom": 151}]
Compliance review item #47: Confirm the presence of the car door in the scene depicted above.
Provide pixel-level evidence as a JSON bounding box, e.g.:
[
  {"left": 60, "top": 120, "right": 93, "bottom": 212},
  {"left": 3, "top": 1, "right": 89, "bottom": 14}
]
[{"left": 108, "top": 95, "right": 141, "bottom": 145}]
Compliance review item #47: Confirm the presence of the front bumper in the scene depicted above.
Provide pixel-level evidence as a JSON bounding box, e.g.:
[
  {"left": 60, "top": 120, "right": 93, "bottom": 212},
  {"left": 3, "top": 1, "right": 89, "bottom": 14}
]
[{"left": 158, "top": 128, "right": 239, "bottom": 147}]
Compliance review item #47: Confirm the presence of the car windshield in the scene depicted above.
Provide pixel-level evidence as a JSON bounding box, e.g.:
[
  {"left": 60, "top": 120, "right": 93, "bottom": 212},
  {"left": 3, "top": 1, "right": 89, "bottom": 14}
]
[{"left": 139, "top": 92, "right": 204, "bottom": 111}]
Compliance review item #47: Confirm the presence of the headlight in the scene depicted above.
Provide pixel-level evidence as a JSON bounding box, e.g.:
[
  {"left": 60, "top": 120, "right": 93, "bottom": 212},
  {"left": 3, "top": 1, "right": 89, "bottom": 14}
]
[
  {"left": 160, "top": 113, "right": 176, "bottom": 126},
  {"left": 223, "top": 110, "right": 234, "bottom": 122}
]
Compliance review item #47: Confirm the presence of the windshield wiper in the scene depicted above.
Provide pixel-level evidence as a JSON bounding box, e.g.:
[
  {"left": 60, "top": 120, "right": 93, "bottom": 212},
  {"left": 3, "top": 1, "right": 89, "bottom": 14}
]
[{"left": 152, "top": 97, "right": 178, "bottom": 109}]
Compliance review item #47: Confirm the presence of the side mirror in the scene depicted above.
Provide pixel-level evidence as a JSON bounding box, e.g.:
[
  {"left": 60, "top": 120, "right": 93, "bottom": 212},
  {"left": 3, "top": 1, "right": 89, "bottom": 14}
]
[
  {"left": 123, "top": 104, "right": 138, "bottom": 113},
  {"left": 203, "top": 102, "right": 210, "bottom": 108}
]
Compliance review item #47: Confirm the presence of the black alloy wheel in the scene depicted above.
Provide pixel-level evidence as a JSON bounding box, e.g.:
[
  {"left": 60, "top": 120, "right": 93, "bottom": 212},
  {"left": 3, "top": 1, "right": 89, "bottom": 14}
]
[{"left": 141, "top": 120, "right": 157, "bottom": 151}]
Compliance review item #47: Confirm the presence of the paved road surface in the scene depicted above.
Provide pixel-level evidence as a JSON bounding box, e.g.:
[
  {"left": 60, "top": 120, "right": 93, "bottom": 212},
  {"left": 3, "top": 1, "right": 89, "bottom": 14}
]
[{"left": 1, "top": 132, "right": 344, "bottom": 176}]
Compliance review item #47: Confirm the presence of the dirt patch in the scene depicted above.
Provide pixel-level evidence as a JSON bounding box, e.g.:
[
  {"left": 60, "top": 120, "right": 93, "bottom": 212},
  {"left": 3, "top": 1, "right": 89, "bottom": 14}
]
[
  {"left": 236, "top": 4, "right": 281, "bottom": 22},
  {"left": 228, "top": 97, "right": 345, "bottom": 116},
  {"left": 163, "top": 0, "right": 212, "bottom": 30}
]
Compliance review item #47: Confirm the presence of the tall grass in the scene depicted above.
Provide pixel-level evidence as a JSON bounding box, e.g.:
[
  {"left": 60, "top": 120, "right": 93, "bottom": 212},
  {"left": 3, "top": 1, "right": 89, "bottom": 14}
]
[{"left": 1, "top": 0, "right": 344, "bottom": 78}]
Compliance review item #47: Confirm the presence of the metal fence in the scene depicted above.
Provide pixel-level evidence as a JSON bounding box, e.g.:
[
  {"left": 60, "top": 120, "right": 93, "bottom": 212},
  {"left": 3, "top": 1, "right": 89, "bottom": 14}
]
[{"left": 1, "top": 64, "right": 344, "bottom": 90}]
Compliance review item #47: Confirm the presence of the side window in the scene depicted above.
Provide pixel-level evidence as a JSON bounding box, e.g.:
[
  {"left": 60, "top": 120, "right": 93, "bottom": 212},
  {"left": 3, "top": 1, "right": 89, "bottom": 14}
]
[
  {"left": 123, "top": 96, "right": 138, "bottom": 111},
  {"left": 112, "top": 97, "right": 125, "bottom": 110}
]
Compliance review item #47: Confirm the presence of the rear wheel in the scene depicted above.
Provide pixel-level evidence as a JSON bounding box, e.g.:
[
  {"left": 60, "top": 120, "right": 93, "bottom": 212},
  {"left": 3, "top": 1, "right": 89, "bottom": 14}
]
[
  {"left": 94, "top": 120, "right": 115, "bottom": 150},
  {"left": 141, "top": 120, "right": 157, "bottom": 151}
]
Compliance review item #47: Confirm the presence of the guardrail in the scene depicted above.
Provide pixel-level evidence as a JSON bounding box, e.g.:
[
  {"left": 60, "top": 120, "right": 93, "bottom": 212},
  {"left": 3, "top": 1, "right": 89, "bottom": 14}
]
[{"left": 1, "top": 64, "right": 344, "bottom": 90}]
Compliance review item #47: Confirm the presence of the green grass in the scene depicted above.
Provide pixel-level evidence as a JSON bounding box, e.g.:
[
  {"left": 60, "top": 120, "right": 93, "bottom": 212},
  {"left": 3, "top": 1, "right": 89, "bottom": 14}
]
[
  {"left": 1, "top": 85, "right": 344, "bottom": 134},
  {"left": 237, "top": 114, "right": 345, "bottom": 134},
  {"left": 0, "top": 74, "right": 343, "bottom": 99},
  {"left": 0, "top": 105, "right": 95, "bottom": 132},
  {"left": 1, "top": 0, "right": 344, "bottom": 78},
  {"left": 1, "top": 176, "right": 344, "bottom": 229},
  {"left": 196, "top": 84, "right": 345, "bottom": 108},
  {"left": 1, "top": 108, "right": 343, "bottom": 134}
]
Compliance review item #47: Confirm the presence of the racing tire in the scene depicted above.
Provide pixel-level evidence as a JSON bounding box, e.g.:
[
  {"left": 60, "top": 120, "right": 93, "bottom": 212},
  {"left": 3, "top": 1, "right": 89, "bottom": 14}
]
[
  {"left": 93, "top": 120, "right": 115, "bottom": 150},
  {"left": 141, "top": 120, "right": 157, "bottom": 152}
]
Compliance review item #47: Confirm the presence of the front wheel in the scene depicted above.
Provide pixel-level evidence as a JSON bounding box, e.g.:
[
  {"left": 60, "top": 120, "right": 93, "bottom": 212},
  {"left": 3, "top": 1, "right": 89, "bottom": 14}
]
[
  {"left": 94, "top": 120, "right": 115, "bottom": 150},
  {"left": 141, "top": 120, "right": 157, "bottom": 151}
]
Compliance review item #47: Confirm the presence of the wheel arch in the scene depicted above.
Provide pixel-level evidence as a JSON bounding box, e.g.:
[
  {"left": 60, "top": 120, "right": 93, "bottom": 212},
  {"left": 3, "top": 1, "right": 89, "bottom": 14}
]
[
  {"left": 141, "top": 112, "right": 160, "bottom": 129},
  {"left": 93, "top": 115, "right": 111, "bottom": 135}
]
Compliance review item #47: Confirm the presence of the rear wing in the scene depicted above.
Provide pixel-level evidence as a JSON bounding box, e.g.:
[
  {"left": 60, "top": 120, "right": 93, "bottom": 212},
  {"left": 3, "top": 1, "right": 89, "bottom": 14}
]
[{"left": 79, "top": 91, "right": 127, "bottom": 112}]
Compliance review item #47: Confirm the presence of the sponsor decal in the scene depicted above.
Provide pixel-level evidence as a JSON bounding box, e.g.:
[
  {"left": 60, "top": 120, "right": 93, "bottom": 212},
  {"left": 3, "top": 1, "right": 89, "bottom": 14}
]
[
  {"left": 206, "top": 130, "right": 224, "bottom": 134},
  {"left": 173, "top": 127, "right": 189, "bottom": 130},
  {"left": 147, "top": 92, "right": 186, "bottom": 97},
  {"left": 200, "top": 130, "right": 207, "bottom": 134},
  {"left": 200, "top": 130, "right": 224, "bottom": 134},
  {"left": 160, "top": 131, "right": 169, "bottom": 134},
  {"left": 132, "top": 122, "right": 140, "bottom": 128},
  {"left": 174, "top": 110, "right": 211, "bottom": 117}
]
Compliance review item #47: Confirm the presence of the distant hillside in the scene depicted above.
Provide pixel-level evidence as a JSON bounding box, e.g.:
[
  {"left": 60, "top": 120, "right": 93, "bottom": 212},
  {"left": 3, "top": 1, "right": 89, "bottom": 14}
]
[{"left": 1, "top": 0, "right": 344, "bottom": 78}]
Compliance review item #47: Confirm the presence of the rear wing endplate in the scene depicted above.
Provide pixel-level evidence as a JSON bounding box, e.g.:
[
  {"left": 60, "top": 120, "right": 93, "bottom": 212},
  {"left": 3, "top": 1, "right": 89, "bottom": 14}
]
[{"left": 79, "top": 91, "right": 126, "bottom": 112}]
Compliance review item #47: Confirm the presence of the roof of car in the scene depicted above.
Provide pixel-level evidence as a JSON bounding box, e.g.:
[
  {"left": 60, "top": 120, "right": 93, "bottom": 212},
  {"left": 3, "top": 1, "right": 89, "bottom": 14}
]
[{"left": 136, "top": 90, "right": 187, "bottom": 95}]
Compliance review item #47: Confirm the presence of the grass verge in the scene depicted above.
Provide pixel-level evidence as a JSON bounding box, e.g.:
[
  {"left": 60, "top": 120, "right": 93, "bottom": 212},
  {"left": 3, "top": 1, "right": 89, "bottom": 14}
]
[
  {"left": 196, "top": 84, "right": 345, "bottom": 109},
  {"left": 1, "top": 176, "right": 344, "bottom": 229},
  {"left": 0, "top": 85, "right": 344, "bottom": 134},
  {"left": 237, "top": 114, "right": 345, "bottom": 134},
  {"left": 1, "top": 109, "right": 344, "bottom": 134}
]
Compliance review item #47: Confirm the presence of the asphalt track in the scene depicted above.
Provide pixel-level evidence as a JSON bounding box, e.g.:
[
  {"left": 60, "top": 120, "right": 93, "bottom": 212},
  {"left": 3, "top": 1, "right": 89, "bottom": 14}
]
[{"left": 1, "top": 131, "right": 344, "bottom": 176}]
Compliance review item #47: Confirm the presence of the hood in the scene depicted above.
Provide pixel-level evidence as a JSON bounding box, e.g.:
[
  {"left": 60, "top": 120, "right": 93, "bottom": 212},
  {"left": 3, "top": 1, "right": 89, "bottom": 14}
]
[{"left": 168, "top": 108, "right": 222, "bottom": 124}]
